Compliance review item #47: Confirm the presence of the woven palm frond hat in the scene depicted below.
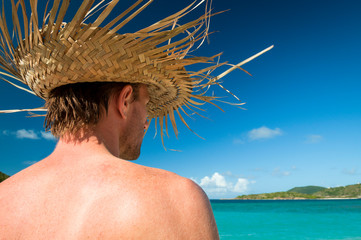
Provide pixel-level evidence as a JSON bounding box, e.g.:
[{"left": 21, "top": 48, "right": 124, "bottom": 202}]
[{"left": 0, "top": 0, "right": 272, "bottom": 139}]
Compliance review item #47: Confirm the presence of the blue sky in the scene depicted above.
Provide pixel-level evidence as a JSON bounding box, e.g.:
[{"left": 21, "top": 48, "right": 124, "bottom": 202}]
[{"left": 1, "top": 0, "right": 361, "bottom": 199}]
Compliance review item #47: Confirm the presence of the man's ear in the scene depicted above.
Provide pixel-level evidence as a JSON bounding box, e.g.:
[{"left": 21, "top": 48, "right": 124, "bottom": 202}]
[{"left": 117, "top": 85, "right": 133, "bottom": 119}]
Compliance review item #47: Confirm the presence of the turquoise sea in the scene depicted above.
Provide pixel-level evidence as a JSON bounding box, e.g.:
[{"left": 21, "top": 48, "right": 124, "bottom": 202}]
[{"left": 211, "top": 199, "right": 361, "bottom": 240}]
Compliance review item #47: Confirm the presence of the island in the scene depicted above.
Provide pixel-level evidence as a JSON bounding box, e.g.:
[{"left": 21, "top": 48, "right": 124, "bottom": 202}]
[
  {"left": 0, "top": 171, "right": 10, "bottom": 183},
  {"left": 235, "top": 184, "right": 361, "bottom": 200}
]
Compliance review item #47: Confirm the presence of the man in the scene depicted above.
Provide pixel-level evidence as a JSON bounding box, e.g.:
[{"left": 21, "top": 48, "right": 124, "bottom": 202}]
[
  {"left": 0, "top": 0, "right": 271, "bottom": 238},
  {"left": 0, "top": 1, "right": 223, "bottom": 238},
  {"left": 0, "top": 80, "right": 218, "bottom": 238}
]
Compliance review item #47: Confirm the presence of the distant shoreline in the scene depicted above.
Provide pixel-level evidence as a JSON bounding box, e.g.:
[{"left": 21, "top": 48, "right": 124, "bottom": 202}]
[
  {"left": 231, "top": 183, "right": 361, "bottom": 200},
  {"left": 215, "top": 198, "right": 361, "bottom": 201}
]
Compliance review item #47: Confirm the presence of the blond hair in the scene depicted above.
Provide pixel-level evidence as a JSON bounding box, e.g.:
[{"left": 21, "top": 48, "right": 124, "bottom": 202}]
[{"left": 44, "top": 82, "right": 139, "bottom": 138}]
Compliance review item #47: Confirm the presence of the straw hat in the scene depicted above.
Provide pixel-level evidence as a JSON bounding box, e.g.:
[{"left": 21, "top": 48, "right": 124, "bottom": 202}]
[{"left": 0, "top": 0, "right": 272, "bottom": 139}]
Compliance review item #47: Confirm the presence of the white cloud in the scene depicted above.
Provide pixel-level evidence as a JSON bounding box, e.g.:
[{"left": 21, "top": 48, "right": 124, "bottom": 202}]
[
  {"left": 16, "top": 129, "right": 39, "bottom": 139},
  {"left": 252, "top": 168, "right": 265, "bottom": 172},
  {"left": 272, "top": 167, "right": 291, "bottom": 177},
  {"left": 223, "top": 171, "right": 234, "bottom": 177},
  {"left": 234, "top": 178, "right": 250, "bottom": 192},
  {"left": 233, "top": 138, "right": 245, "bottom": 145},
  {"left": 223, "top": 171, "right": 244, "bottom": 179},
  {"left": 196, "top": 172, "right": 254, "bottom": 197},
  {"left": 23, "top": 161, "right": 38, "bottom": 166},
  {"left": 40, "top": 131, "right": 56, "bottom": 141},
  {"left": 248, "top": 126, "right": 282, "bottom": 141},
  {"left": 2, "top": 129, "right": 56, "bottom": 141},
  {"left": 2, "top": 130, "right": 10, "bottom": 135},
  {"left": 342, "top": 168, "right": 358, "bottom": 176},
  {"left": 305, "top": 134, "right": 323, "bottom": 144},
  {"left": 200, "top": 172, "right": 227, "bottom": 191}
]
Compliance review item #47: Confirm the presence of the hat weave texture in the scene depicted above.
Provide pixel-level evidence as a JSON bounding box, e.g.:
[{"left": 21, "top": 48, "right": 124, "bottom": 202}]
[{"left": 0, "top": 0, "right": 272, "bottom": 139}]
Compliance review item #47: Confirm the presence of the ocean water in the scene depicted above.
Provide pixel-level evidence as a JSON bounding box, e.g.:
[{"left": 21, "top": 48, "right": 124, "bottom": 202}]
[{"left": 211, "top": 199, "right": 361, "bottom": 240}]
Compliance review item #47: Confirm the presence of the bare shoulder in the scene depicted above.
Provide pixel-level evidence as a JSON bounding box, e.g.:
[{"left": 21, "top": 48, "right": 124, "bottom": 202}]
[
  {"left": 134, "top": 164, "right": 208, "bottom": 202},
  {"left": 160, "top": 169, "right": 211, "bottom": 208},
  {"left": 170, "top": 174, "right": 219, "bottom": 239},
  {"left": 126, "top": 165, "right": 219, "bottom": 239}
]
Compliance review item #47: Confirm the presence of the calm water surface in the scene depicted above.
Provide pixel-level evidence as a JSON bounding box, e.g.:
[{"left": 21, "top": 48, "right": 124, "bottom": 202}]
[{"left": 211, "top": 199, "right": 361, "bottom": 240}]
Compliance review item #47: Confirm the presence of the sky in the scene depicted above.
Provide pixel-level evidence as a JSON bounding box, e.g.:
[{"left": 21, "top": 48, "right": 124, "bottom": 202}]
[{"left": 1, "top": 0, "right": 361, "bottom": 199}]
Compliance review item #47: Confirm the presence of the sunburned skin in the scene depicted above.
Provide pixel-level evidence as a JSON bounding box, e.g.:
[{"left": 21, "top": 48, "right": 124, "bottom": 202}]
[{"left": 0, "top": 85, "right": 219, "bottom": 240}]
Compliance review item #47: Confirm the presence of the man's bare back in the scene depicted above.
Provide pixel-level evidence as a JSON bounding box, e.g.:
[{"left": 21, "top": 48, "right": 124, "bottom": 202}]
[
  {"left": 0, "top": 81, "right": 219, "bottom": 240},
  {"left": 0, "top": 150, "right": 218, "bottom": 239}
]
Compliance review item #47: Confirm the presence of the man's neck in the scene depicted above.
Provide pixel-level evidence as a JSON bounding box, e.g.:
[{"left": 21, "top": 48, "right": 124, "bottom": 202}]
[{"left": 52, "top": 131, "right": 120, "bottom": 160}]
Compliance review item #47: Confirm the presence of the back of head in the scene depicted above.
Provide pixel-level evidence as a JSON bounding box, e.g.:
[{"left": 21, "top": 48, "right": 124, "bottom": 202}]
[{"left": 45, "top": 82, "right": 139, "bottom": 139}]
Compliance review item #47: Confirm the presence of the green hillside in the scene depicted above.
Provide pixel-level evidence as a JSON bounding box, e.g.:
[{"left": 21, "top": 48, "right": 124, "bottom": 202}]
[
  {"left": 0, "top": 171, "right": 10, "bottom": 183},
  {"left": 235, "top": 183, "right": 361, "bottom": 200},
  {"left": 315, "top": 184, "right": 361, "bottom": 198},
  {"left": 288, "top": 186, "right": 326, "bottom": 194},
  {"left": 236, "top": 191, "right": 319, "bottom": 200}
]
